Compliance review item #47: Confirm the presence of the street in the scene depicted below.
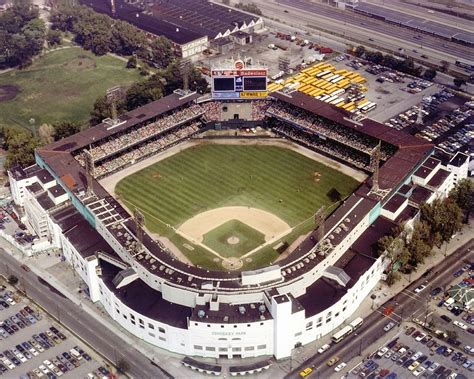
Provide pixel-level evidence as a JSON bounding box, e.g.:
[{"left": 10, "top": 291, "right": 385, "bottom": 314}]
[
  {"left": 0, "top": 248, "right": 170, "bottom": 379},
  {"left": 285, "top": 240, "right": 474, "bottom": 378}
]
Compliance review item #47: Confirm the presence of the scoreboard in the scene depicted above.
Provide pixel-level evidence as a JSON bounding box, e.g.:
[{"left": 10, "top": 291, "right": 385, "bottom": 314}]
[{"left": 211, "top": 60, "right": 268, "bottom": 99}]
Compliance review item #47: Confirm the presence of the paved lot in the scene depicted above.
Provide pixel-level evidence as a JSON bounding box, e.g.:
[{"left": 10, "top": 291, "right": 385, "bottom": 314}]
[{"left": 0, "top": 282, "right": 111, "bottom": 379}]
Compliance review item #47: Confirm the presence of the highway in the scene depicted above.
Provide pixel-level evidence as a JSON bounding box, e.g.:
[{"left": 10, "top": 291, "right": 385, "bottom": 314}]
[
  {"left": 249, "top": 0, "right": 472, "bottom": 74},
  {"left": 0, "top": 248, "right": 169, "bottom": 379},
  {"left": 285, "top": 239, "right": 474, "bottom": 378},
  {"left": 275, "top": 0, "right": 471, "bottom": 59}
]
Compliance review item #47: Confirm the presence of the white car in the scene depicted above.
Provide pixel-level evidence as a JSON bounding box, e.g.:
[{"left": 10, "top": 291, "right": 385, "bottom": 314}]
[
  {"left": 413, "top": 366, "right": 425, "bottom": 377},
  {"left": 318, "top": 344, "right": 331, "bottom": 354},
  {"left": 334, "top": 362, "right": 347, "bottom": 372},
  {"left": 384, "top": 322, "right": 395, "bottom": 332},
  {"left": 43, "top": 360, "right": 56, "bottom": 371},
  {"left": 377, "top": 347, "right": 388, "bottom": 357},
  {"left": 453, "top": 320, "right": 468, "bottom": 330},
  {"left": 428, "top": 362, "right": 439, "bottom": 372},
  {"left": 39, "top": 365, "right": 49, "bottom": 375},
  {"left": 415, "top": 333, "right": 426, "bottom": 342},
  {"left": 29, "top": 347, "right": 39, "bottom": 356},
  {"left": 412, "top": 351, "right": 423, "bottom": 360},
  {"left": 3, "top": 359, "right": 15, "bottom": 370},
  {"left": 5, "top": 297, "right": 16, "bottom": 305},
  {"left": 33, "top": 368, "right": 44, "bottom": 378}
]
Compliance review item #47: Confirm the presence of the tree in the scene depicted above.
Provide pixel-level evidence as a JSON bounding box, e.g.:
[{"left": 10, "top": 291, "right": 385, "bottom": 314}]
[
  {"left": 90, "top": 95, "right": 118, "bottom": 126},
  {"left": 7, "top": 275, "right": 18, "bottom": 285},
  {"left": 222, "top": 0, "right": 230, "bottom": 4},
  {"left": 0, "top": 0, "right": 46, "bottom": 69},
  {"left": 420, "top": 199, "right": 462, "bottom": 248},
  {"left": 446, "top": 330, "right": 458, "bottom": 340},
  {"left": 235, "top": 2, "right": 263, "bottom": 15},
  {"left": 423, "top": 68, "right": 437, "bottom": 81},
  {"left": 124, "top": 81, "right": 163, "bottom": 110},
  {"left": 440, "top": 60, "right": 450, "bottom": 73},
  {"left": 52, "top": 121, "right": 80, "bottom": 141},
  {"left": 116, "top": 358, "right": 130, "bottom": 374},
  {"left": 38, "top": 123, "right": 55, "bottom": 145},
  {"left": 326, "top": 188, "right": 341, "bottom": 202},
  {"left": 453, "top": 77, "right": 466, "bottom": 88},
  {"left": 1, "top": 128, "right": 38, "bottom": 169},
  {"left": 449, "top": 178, "right": 474, "bottom": 222},
  {"left": 46, "top": 29, "right": 62, "bottom": 47},
  {"left": 126, "top": 55, "right": 137, "bottom": 69},
  {"left": 354, "top": 45, "right": 366, "bottom": 58}
]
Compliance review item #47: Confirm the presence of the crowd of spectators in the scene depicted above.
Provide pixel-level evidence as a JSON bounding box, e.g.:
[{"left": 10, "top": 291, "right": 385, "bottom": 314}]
[
  {"left": 273, "top": 122, "right": 371, "bottom": 171},
  {"left": 201, "top": 101, "right": 222, "bottom": 122},
  {"left": 251, "top": 100, "right": 272, "bottom": 121},
  {"left": 266, "top": 102, "right": 393, "bottom": 160},
  {"left": 76, "top": 104, "right": 204, "bottom": 166},
  {"left": 93, "top": 122, "right": 202, "bottom": 178}
]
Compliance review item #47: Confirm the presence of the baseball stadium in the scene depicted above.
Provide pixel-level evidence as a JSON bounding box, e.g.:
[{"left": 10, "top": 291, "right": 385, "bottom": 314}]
[{"left": 9, "top": 60, "right": 465, "bottom": 370}]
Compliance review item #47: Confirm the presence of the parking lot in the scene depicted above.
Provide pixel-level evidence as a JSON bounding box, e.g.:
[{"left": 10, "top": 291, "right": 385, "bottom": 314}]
[
  {"left": 0, "top": 282, "right": 112, "bottom": 379},
  {"left": 346, "top": 261, "right": 473, "bottom": 379},
  {"left": 348, "top": 324, "right": 472, "bottom": 379}
]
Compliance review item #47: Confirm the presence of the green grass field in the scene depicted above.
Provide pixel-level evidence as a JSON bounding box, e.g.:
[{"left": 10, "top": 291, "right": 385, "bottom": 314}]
[
  {"left": 116, "top": 143, "right": 360, "bottom": 270},
  {"left": 0, "top": 47, "right": 142, "bottom": 131},
  {"left": 202, "top": 220, "right": 266, "bottom": 258}
]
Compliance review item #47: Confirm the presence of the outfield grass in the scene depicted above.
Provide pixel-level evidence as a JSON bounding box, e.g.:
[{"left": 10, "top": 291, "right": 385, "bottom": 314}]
[
  {"left": 202, "top": 220, "right": 266, "bottom": 258},
  {"left": 0, "top": 47, "right": 142, "bottom": 131},
  {"left": 117, "top": 144, "right": 360, "bottom": 227},
  {"left": 116, "top": 143, "right": 360, "bottom": 270}
]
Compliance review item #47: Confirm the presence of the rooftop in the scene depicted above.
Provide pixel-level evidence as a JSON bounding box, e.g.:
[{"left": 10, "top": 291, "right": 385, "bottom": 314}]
[
  {"left": 383, "top": 193, "right": 407, "bottom": 214},
  {"left": 427, "top": 168, "right": 451, "bottom": 189},
  {"left": 449, "top": 152, "right": 469, "bottom": 168},
  {"left": 101, "top": 260, "right": 192, "bottom": 329}
]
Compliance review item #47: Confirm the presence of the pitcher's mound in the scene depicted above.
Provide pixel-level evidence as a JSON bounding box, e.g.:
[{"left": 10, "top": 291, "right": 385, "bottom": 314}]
[
  {"left": 227, "top": 236, "right": 240, "bottom": 245},
  {"left": 222, "top": 257, "right": 243, "bottom": 270}
]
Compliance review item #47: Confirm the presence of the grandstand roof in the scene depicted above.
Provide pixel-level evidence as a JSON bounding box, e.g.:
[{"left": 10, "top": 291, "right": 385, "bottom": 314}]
[
  {"left": 271, "top": 91, "right": 433, "bottom": 193},
  {"left": 45, "top": 92, "right": 200, "bottom": 154},
  {"left": 270, "top": 91, "right": 433, "bottom": 149}
]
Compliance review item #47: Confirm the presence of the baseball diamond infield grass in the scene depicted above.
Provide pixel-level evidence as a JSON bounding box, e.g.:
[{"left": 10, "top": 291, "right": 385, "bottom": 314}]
[
  {"left": 0, "top": 47, "right": 142, "bottom": 131},
  {"left": 116, "top": 143, "right": 361, "bottom": 270},
  {"left": 202, "top": 220, "right": 266, "bottom": 258}
]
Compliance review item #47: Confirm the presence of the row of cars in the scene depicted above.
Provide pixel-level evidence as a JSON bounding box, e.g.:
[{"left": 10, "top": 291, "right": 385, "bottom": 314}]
[
  {"left": 0, "top": 305, "right": 42, "bottom": 340},
  {"left": 26, "top": 346, "right": 94, "bottom": 379},
  {"left": 0, "top": 326, "right": 67, "bottom": 374},
  {"left": 416, "top": 95, "right": 472, "bottom": 150},
  {"left": 404, "top": 80, "right": 433, "bottom": 94}
]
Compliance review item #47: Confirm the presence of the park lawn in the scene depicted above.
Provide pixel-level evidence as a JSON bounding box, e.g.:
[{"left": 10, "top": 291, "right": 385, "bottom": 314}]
[
  {"left": 116, "top": 143, "right": 360, "bottom": 270},
  {"left": 202, "top": 220, "right": 266, "bottom": 258},
  {"left": 0, "top": 47, "right": 142, "bottom": 131}
]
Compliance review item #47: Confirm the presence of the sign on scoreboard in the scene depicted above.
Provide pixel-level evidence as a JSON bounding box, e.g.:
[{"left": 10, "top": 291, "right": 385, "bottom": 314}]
[{"left": 211, "top": 60, "right": 268, "bottom": 100}]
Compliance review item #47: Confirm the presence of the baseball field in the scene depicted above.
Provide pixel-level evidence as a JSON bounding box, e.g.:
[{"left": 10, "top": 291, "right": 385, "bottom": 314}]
[{"left": 115, "top": 143, "right": 360, "bottom": 271}]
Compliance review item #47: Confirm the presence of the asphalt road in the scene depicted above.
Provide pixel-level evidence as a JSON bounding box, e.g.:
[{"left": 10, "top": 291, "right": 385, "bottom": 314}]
[
  {"left": 285, "top": 239, "right": 474, "bottom": 379},
  {"left": 248, "top": 0, "right": 472, "bottom": 75},
  {"left": 0, "top": 248, "right": 169, "bottom": 379},
  {"left": 275, "top": 0, "right": 472, "bottom": 60}
]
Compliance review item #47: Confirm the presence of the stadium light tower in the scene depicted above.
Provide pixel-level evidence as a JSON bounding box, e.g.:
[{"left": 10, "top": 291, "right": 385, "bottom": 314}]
[
  {"left": 133, "top": 208, "right": 145, "bottom": 251},
  {"left": 369, "top": 141, "right": 390, "bottom": 198},
  {"left": 106, "top": 86, "right": 122, "bottom": 124},
  {"left": 179, "top": 58, "right": 192, "bottom": 92},
  {"left": 314, "top": 206, "right": 326, "bottom": 242},
  {"left": 370, "top": 140, "right": 381, "bottom": 192},
  {"left": 84, "top": 150, "right": 95, "bottom": 196}
]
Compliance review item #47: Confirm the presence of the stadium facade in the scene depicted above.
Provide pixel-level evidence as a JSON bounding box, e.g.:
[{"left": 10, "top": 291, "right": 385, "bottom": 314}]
[{"left": 9, "top": 91, "right": 468, "bottom": 360}]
